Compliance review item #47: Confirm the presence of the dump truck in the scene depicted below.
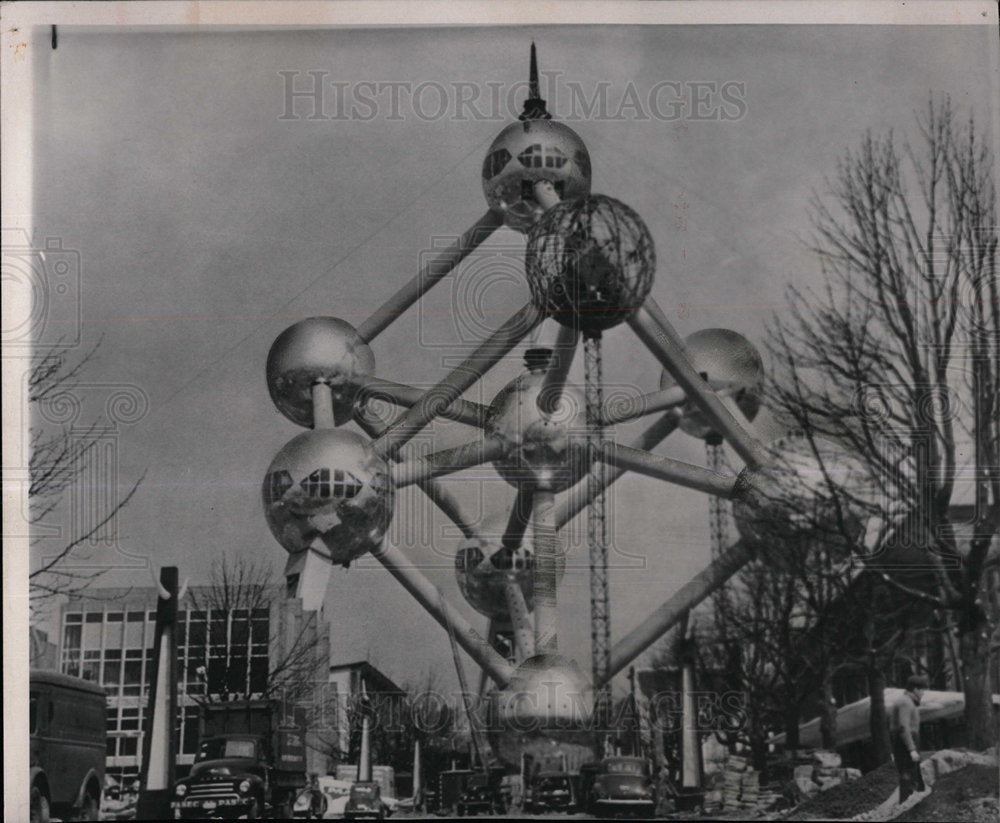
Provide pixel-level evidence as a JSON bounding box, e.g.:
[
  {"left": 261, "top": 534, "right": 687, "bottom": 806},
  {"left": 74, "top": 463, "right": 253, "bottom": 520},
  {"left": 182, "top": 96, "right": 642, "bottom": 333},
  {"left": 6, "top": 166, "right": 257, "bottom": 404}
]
[{"left": 171, "top": 699, "right": 306, "bottom": 819}]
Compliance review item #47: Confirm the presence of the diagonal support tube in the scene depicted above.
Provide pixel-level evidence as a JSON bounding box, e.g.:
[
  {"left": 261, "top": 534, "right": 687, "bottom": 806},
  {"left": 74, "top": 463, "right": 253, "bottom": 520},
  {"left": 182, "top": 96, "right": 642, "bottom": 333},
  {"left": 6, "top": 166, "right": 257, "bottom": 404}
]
[
  {"left": 355, "top": 376, "right": 489, "bottom": 428},
  {"left": 390, "top": 436, "right": 508, "bottom": 488},
  {"left": 357, "top": 210, "right": 505, "bottom": 343},
  {"left": 601, "top": 541, "right": 754, "bottom": 686},
  {"left": 598, "top": 443, "right": 739, "bottom": 498},
  {"left": 371, "top": 541, "right": 515, "bottom": 685},
  {"left": 555, "top": 412, "right": 680, "bottom": 531},
  {"left": 355, "top": 412, "right": 480, "bottom": 540},
  {"left": 628, "top": 299, "right": 769, "bottom": 470},
  {"left": 373, "top": 303, "right": 543, "bottom": 461}
]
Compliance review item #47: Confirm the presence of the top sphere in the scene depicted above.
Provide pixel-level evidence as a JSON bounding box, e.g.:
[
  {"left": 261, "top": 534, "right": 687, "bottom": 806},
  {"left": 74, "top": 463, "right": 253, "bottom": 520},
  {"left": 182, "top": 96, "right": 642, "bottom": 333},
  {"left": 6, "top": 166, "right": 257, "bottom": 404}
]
[
  {"left": 525, "top": 195, "right": 655, "bottom": 333},
  {"left": 482, "top": 119, "right": 592, "bottom": 233},
  {"left": 267, "top": 317, "right": 375, "bottom": 428},
  {"left": 659, "top": 328, "right": 764, "bottom": 441}
]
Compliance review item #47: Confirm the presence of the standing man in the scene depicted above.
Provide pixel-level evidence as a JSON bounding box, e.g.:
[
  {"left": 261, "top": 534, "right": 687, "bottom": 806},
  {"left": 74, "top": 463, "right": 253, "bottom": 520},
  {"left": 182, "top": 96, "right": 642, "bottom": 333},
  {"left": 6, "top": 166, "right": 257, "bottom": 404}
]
[{"left": 888, "top": 674, "right": 928, "bottom": 802}]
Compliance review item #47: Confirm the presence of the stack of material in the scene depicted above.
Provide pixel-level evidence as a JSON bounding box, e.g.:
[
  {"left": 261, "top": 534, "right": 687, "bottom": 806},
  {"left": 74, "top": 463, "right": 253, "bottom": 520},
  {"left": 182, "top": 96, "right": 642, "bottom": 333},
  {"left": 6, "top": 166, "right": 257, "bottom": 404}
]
[
  {"left": 739, "top": 768, "right": 760, "bottom": 809},
  {"left": 812, "top": 750, "right": 844, "bottom": 791},
  {"left": 721, "top": 753, "right": 748, "bottom": 809}
]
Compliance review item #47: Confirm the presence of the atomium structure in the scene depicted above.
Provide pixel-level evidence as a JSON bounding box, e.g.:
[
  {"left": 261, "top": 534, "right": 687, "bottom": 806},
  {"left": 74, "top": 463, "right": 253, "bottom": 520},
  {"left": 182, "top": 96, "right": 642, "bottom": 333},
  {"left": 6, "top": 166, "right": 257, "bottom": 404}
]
[{"left": 259, "top": 46, "right": 869, "bottom": 767}]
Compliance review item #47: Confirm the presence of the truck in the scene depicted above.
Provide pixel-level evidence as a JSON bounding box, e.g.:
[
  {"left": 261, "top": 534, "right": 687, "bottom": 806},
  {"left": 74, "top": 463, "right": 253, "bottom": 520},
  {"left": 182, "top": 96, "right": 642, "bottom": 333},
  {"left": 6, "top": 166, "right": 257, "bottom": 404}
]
[
  {"left": 171, "top": 699, "right": 306, "bottom": 819},
  {"left": 29, "top": 670, "right": 106, "bottom": 822}
]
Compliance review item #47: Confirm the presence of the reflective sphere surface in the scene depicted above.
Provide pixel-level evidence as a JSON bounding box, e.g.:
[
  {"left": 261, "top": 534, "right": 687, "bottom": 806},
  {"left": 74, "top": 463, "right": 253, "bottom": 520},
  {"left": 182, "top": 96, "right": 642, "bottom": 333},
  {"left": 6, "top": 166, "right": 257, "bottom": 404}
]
[
  {"left": 489, "top": 654, "right": 593, "bottom": 767},
  {"left": 733, "top": 436, "right": 873, "bottom": 568},
  {"left": 454, "top": 534, "right": 567, "bottom": 621},
  {"left": 659, "top": 328, "right": 764, "bottom": 441},
  {"left": 267, "top": 317, "right": 375, "bottom": 427},
  {"left": 486, "top": 366, "right": 589, "bottom": 491},
  {"left": 482, "top": 120, "right": 592, "bottom": 233},
  {"left": 262, "top": 429, "right": 393, "bottom": 566},
  {"left": 525, "top": 195, "right": 655, "bottom": 333}
]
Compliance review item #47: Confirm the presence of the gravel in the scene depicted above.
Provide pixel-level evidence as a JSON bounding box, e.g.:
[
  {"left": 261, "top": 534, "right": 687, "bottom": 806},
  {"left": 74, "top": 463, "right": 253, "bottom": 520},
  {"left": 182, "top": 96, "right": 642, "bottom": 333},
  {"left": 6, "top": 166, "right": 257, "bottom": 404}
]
[{"left": 788, "top": 761, "right": 899, "bottom": 820}]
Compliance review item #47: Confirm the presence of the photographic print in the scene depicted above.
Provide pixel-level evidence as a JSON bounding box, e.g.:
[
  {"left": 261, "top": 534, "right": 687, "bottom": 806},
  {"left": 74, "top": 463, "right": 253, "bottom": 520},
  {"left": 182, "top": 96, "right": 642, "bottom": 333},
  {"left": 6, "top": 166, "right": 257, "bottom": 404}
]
[{"left": 3, "top": 3, "right": 998, "bottom": 821}]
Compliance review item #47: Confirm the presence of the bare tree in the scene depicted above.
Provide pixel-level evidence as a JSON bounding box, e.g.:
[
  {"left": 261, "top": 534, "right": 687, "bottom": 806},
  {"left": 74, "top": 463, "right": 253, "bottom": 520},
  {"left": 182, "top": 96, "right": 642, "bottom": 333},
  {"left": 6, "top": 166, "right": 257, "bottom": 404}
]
[
  {"left": 28, "top": 341, "right": 145, "bottom": 617},
  {"left": 185, "top": 554, "right": 327, "bottom": 707},
  {"left": 767, "top": 97, "right": 999, "bottom": 748}
]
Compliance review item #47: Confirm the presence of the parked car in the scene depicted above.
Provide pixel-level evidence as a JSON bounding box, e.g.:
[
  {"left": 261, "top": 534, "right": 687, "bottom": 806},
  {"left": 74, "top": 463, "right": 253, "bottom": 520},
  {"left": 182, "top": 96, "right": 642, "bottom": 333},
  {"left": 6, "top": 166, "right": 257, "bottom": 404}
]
[
  {"left": 525, "top": 771, "right": 575, "bottom": 813},
  {"left": 455, "top": 773, "right": 505, "bottom": 816},
  {"left": 590, "top": 756, "right": 656, "bottom": 817},
  {"left": 344, "top": 782, "right": 385, "bottom": 820}
]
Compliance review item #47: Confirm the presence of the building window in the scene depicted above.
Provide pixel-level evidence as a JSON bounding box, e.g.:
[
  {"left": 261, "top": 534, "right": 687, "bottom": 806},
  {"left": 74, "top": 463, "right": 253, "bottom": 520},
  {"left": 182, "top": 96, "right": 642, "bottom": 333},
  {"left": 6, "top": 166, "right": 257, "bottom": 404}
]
[
  {"left": 265, "top": 470, "right": 293, "bottom": 505},
  {"left": 482, "top": 147, "right": 511, "bottom": 180},
  {"left": 302, "top": 468, "right": 331, "bottom": 499}
]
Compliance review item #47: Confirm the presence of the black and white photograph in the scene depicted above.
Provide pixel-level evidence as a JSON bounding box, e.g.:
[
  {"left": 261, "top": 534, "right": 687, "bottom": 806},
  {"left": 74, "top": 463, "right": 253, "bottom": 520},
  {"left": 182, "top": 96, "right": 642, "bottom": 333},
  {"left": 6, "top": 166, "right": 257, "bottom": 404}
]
[{"left": 3, "top": 3, "right": 998, "bottom": 821}]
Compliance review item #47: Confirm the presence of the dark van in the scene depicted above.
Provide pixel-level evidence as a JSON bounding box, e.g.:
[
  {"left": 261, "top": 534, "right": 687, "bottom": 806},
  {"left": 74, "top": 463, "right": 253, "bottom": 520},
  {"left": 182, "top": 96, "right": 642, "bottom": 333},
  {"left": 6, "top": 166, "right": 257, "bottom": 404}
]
[{"left": 30, "top": 670, "right": 106, "bottom": 822}]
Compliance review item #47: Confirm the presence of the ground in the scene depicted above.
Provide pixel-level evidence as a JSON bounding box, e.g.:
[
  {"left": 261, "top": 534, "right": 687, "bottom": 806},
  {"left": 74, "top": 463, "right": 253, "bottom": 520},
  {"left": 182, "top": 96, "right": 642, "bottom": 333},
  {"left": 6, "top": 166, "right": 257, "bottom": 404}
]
[
  {"left": 893, "top": 765, "right": 999, "bottom": 823},
  {"left": 787, "top": 760, "right": 901, "bottom": 820}
]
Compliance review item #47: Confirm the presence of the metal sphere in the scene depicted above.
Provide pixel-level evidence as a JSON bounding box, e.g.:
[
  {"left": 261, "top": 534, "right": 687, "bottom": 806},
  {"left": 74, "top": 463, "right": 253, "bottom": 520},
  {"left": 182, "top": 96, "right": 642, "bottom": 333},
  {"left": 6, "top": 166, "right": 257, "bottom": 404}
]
[
  {"left": 267, "top": 317, "right": 375, "bottom": 428},
  {"left": 454, "top": 534, "right": 567, "bottom": 622},
  {"left": 525, "top": 195, "right": 655, "bottom": 333},
  {"left": 489, "top": 654, "right": 594, "bottom": 767},
  {"left": 733, "top": 436, "right": 873, "bottom": 568},
  {"left": 482, "top": 119, "right": 592, "bottom": 233},
  {"left": 659, "top": 328, "right": 764, "bottom": 441},
  {"left": 485, "top": 355, "right": 589, "bottom": 491},
  {"left": 262, "top": 429, "right": 394, "bottom": 566}
]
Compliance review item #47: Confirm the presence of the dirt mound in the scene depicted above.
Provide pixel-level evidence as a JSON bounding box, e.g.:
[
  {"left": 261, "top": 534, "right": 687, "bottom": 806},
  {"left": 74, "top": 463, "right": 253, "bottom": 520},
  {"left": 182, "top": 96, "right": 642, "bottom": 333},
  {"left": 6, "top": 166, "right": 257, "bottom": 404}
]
[
  {"left": 787, "top": 761, "right": 898, "bottom": 819},
  {"left": 892, "top": 764, "right": 999, "bottom": 822}
]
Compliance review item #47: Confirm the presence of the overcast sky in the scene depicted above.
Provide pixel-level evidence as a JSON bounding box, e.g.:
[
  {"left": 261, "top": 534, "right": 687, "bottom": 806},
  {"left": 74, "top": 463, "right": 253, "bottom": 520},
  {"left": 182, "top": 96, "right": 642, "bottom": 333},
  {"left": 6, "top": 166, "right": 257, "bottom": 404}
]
[{"left": 21, "top": 20, "right": 998, "bottom": 694}]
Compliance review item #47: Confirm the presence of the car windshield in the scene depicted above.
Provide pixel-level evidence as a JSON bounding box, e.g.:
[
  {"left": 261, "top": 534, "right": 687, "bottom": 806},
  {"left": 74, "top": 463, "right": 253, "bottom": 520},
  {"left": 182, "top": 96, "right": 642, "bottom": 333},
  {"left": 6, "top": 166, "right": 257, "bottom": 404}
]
[
  {"left": 197, "top": 738, "right": 257, "bottom": 761},
  {"left": 605, "top": 759, "right": 647, "bottom": 776},
  {"left": 537, "top": 776, "right": 570, "bottom": 790}
]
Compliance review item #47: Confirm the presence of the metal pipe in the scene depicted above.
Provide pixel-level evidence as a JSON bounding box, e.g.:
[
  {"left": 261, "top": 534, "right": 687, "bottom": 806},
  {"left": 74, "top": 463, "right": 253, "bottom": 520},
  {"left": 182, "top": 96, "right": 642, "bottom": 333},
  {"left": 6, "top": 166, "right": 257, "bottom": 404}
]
[
  {"left": 373, "top": 303, "right": 544, "bottom": 461},
  {"left": 601, "top": 542, "right": 754, "bottom": 685},
  {"left": 371, "top": 541, "right": 515, "bottom": 685},
  {"left": 628, "top": 300, "right": 769, "bottom": 470},
  {"left": 390, "top": 436, "right": 508, "bottom": 488},
  {"left": 504, "top": 578, "right": 536, "bottom": 663},
  {"left": 355, "top": 376, "right": 489, "bottom": 428},
  {"left": 598, "top": 385, "right": 687, "bottom": 426},
  {"left": 357, "top": 210, "right": 505, "bottom": 343},
  {"left": 537, "top": 324, "right": 579, "bottom": 415},
  {"left": 599, "top": 442, "right": 739, "bottom": 498},
  {"left": 501, "top": 485, "right": 534, "bottom": 552},
  {"left": 555, "top": 412, "right": 680, "bottom": 531},
  {"left": 354, "top": 412, "right": 480, "bottom": 540},
  {"left": 531, "top": 488, "right": 559, "bottom": 655},
  {"left": 311, "top": 381, "right": 336, "bottom": 429}
]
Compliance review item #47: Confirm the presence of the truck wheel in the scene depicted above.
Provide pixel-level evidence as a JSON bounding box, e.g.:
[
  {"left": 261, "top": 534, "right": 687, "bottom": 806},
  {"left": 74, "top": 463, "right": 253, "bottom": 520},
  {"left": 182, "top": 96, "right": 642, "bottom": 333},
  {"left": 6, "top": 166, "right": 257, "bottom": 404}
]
[
  {"left": 30, "top": 786, "right": 51, "bottom": 823},
  {"left": 247, "top": 796, "right": 262, "bottom": 819},
  {"left": 74, "top": 790, "right": 100, "bottom": 821}
]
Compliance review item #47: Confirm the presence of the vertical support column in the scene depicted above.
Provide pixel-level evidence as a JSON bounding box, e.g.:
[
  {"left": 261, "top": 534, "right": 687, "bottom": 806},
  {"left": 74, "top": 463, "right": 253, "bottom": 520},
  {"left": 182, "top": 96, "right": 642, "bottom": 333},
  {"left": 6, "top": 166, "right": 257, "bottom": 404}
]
[
  {"left": 680, "top": 623, "right": 704, "bottom": 792},
  {"left": 706, "top": 437, "right": 730, "bottom": 557},
  {"left": 358, "top": 681, "right": 373, "bottom": 783},
  {"left": 585, "top": 333, "right": 612, "bottom": 752},
  {"left": 531, "top": 489, "right": 559, "bottom": 655},
  {"left": 137, "top": 567, "right": 179, "bottom": 820},
  {"left": 503, "top": 578, "right": 536, "bottom": 663},
  {"left": 312, "top": 381, "right": 335, "bottom": 429},
  {"left": 413, "top": 739, "right": 423, "bottom": 811}
]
